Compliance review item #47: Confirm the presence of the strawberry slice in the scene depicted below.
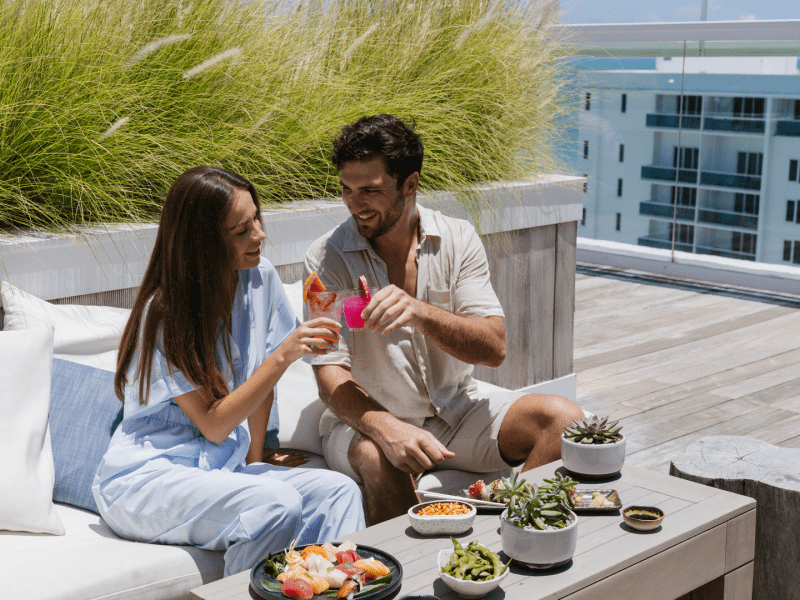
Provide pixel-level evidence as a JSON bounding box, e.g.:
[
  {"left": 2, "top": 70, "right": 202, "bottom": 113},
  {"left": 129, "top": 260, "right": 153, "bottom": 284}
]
[{"left": 281, "top": 577, "right": 314, "bottom": 600}]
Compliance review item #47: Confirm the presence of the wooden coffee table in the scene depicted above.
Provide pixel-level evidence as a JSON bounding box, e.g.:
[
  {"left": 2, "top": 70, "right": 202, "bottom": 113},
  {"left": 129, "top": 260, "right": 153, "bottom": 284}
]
[{"left": 189, "top": 461, "right": 755, "bottom": 600}]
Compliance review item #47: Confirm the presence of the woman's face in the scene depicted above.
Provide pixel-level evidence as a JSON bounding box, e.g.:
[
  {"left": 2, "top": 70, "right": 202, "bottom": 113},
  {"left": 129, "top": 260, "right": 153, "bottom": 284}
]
[{"left": 225, "top": 187, "right": 266, "bottom": 271}]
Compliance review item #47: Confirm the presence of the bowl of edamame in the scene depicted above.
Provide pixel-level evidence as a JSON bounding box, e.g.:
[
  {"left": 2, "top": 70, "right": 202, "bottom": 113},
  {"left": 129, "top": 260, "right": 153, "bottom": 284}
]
[{"left": 437, "top": 539, "right": 510, "bottom": 599}]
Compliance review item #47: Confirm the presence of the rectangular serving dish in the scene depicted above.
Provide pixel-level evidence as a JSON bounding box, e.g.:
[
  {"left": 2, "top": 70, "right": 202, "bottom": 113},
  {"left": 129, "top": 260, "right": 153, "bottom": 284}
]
[{"left": 572, "top": 489, "right": 622, "bottom": 512}]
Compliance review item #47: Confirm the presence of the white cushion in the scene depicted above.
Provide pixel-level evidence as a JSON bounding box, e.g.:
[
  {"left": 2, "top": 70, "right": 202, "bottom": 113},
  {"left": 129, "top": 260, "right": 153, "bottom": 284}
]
[
  {"left": 276, "top": 281, "right": 327, "bottom": 456},
  {"left": 0, "top": 502, "right": 223, "bottom": 600},
  {"left": 0, "top": 326, "right": 65, "bottom": 535},
  {"left": 0, "top": 282, "right": 130, "bottom": 359}
]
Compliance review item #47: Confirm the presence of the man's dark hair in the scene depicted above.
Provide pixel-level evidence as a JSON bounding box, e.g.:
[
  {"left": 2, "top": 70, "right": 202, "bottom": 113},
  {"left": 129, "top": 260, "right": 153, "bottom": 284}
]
[{"left": 332, "top": 114, "right": 424, "bottom": 188}]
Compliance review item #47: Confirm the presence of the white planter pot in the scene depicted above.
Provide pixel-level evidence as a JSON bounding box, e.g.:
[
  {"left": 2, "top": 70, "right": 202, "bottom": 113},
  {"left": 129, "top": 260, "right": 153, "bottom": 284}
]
[
  {"left": 499, "top": 509, "right": 578, "bottom": 570},
  {"left": 561, "top": 434, "right": 626, "bottom": 478}
]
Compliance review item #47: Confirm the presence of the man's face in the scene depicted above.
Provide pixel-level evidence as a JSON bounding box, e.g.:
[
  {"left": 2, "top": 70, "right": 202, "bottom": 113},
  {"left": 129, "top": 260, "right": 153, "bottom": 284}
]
[{"left": 340, "top": 156, "right": 409, "bottom": 240}]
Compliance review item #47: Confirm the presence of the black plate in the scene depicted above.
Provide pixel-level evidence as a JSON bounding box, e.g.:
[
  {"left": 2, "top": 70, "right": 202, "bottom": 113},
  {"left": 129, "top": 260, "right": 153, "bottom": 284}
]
[
  {"left": 250, "top": 543, "right": 403, "bottom": 600},
  {"left": 571, "top": 489, "right": 622, "bottom": 512}
]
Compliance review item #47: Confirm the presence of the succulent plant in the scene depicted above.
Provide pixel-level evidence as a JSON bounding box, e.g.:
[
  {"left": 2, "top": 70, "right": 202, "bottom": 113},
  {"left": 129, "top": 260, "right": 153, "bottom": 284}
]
[
  {"left": 563, "top": 415, "right": 623, "bottom": 445},
  {"left": 501, "top": 471, "right": 576, "bottom": 530}
]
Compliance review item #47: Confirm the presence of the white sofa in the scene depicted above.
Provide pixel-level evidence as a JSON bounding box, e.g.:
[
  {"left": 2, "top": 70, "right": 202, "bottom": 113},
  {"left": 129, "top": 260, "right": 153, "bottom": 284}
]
[{"left": 0, "top": 280, "right": 513, "bottom": 600}]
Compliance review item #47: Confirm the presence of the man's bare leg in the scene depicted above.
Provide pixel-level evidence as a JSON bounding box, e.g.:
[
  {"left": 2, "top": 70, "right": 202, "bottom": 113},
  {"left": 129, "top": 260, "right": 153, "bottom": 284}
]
[
  {"left": 497, "top": 393, "right": 584, "bottom": 472},
  {"left": 348, "top": 433, "right": 419, "bottom": 525}
]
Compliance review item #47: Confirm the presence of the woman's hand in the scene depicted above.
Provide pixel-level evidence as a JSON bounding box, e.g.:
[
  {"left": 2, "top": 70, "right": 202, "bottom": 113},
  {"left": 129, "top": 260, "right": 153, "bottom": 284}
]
[
  {"left": 278, "top": 317, "right": 341, "bottom": 363},
  {"left": 263, "top": 449, "right": 309, "bottom": 467}
]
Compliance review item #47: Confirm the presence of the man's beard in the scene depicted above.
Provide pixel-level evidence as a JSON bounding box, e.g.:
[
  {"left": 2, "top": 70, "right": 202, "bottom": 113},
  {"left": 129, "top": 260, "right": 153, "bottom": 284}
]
[{"left": 356, "top": 191, "right": 406, "bottom": 240}]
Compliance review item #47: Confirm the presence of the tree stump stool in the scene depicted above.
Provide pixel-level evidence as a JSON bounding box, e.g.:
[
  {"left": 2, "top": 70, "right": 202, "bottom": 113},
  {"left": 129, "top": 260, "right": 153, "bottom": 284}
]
[{"left": 671, "top": 435, "right": 800, "bottom": 600}]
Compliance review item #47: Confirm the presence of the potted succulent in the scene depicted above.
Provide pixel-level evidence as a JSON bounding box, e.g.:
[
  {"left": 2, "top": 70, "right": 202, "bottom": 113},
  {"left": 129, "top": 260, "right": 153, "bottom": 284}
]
[
  {"left": 498, "top": 472, "right": 579, "bottom": 570},
  {"left": 561, "top": 415, "right": 626, "bottom": 479}
]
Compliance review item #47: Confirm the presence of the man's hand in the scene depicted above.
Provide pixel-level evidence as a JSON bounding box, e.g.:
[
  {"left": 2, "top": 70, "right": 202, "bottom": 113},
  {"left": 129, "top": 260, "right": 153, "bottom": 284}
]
[
  {"left": 373, "top": 419, "right": 455, "bottom": 474},
  {"left": 362, "top": 284, "right": 424, "bottom": 335}
]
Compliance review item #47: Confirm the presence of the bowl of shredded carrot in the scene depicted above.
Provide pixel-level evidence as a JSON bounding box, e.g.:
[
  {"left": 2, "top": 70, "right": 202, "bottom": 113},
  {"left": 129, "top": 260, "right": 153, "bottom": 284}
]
[{"left": 408, "top": 501, "right": 476, "bottom": 536}]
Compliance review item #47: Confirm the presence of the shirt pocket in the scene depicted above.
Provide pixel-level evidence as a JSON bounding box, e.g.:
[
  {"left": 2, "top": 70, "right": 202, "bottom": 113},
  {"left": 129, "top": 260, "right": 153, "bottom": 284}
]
[{"left": 427, "top": 287, "right": 453, "bottom": 311}]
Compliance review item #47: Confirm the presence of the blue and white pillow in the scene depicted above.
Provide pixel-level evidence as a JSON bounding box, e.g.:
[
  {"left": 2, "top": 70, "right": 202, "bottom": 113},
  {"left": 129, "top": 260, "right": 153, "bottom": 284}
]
[{"left": 49, "top": 358, "right": 123, "bottom": 514}]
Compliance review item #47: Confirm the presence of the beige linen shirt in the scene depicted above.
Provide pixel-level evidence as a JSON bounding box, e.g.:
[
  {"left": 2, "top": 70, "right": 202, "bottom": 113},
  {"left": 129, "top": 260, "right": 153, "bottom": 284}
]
[{"left": 304, "top": 205, "right": 504, "bottom": 436}]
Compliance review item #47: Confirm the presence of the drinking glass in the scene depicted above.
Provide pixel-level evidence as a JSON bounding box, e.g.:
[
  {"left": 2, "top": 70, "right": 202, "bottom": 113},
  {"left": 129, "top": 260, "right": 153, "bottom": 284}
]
[{"left": 308, "top": 291, "right": 343, "bottom": 350}]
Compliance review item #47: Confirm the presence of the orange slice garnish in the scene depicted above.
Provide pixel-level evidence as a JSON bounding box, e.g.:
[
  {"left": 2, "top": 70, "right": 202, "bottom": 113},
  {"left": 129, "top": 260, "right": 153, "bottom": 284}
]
[{"left": 303, "top": 271, "right": 326, "bottom": 302}]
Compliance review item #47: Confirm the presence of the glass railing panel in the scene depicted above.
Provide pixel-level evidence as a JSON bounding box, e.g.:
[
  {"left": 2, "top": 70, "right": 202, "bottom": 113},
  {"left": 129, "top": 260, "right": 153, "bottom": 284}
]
[
  {"left": 640, "top": 202, "right": 695, "bottom": 221},
  {"left": 641, "top": 166, "right": 699, "bottom": 184},
  {"left": 699, "top": 171, "right": 761, "bottom": 191},
  {"left": 703, "top": 117, "right": 765, "bottom": 134},
  {"left": 646, "top": 114, "right": 701, "bottom": 129},
  {"left": 697, "top": 209, "right": 758, "bottom": 230},
  {"left": 695, "top": 245, "right": 757, "bottom": 261},
  {"left": 776, "top": 121, "right": 800, "bottom": 137}
]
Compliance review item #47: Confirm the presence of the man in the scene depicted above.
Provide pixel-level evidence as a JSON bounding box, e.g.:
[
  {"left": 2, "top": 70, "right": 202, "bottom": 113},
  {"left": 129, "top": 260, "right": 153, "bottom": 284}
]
[{"left": 304, "top": 114, "right": 583, "bottom": 524}]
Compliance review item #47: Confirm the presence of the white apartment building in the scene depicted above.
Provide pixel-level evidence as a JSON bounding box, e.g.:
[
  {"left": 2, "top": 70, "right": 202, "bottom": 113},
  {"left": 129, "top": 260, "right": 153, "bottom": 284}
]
[{"left": 577, "top": 57, "right": 800, "bottom": 265}]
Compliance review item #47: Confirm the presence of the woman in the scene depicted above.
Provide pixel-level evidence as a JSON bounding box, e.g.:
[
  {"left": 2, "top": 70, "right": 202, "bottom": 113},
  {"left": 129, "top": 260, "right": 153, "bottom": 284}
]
[{"left": 93, "top": 166, "right": 365, "bottom": 576}]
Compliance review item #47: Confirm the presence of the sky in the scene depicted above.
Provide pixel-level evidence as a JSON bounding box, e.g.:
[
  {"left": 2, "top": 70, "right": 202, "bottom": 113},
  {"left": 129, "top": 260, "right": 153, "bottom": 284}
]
[{"left": 560, "top": 0, "right": 798, "bottom": 24}]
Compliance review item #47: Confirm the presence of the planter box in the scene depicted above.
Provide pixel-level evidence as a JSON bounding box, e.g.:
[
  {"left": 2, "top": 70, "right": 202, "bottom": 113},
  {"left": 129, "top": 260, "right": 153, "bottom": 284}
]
[{"left": 0, "top": 175, "right": 584, "bottom": 395}]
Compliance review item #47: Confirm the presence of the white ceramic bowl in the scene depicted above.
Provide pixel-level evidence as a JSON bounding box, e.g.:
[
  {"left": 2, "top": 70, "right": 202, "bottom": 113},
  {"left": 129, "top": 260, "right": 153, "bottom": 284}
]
[
  {"left": 437, "top": 547, "right": 509, "bottom": 599},
  {"left": 407, "top": 501, "right": 476, "bottom": 536},
  {"left": 500, "top": 509, "right": 578, "bottom": 569},
  {"left": 561, "top": 434, "right": 626, "bottom": 478}
]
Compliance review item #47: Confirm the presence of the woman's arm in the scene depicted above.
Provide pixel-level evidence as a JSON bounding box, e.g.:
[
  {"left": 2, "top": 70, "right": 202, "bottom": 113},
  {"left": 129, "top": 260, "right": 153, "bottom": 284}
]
[
  {"left": 174, "top": 317, "right": 339, "bottom": 444},
  {"left": 246, "top": 391, "right": 272, "bottom": 464}
]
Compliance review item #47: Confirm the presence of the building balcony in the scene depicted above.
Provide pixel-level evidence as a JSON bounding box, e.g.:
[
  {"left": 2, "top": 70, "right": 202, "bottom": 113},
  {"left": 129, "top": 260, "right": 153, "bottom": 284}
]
[
  {"left": 699, "top": 170, "right": 761, "bottom": 191},
  {"left": 637, "top": 236, "right": 693, "bottom": 252},
  {"left": 639, "top": 201, "right": 695, "bottom": 221},
  {"left": 776, "top": 120, "right": 800, "bottom": 137},
  {"left": 697, "top": 209, "right": 758, "bottom": 230},
  {"left": 641, "top": 165, "right": 698, "bottom": 184},
  {"left": 695, "top": 244, "right": 756, "bottom": 261},
  {"left": 703, "top": 117, "right": 765, "bottom": 134},
  {"left": 645, "top": 114, "right": 701, "bottom": 129}
]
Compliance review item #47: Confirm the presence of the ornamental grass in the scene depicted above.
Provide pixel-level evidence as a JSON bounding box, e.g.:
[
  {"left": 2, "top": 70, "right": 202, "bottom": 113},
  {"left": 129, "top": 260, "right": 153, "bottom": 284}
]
[{"left": 0, "top": 0, "right": 574, "bottom": 231}]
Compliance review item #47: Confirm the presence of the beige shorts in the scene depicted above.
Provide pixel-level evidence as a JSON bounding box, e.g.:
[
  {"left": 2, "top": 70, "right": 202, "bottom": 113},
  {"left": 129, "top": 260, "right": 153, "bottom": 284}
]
[{"left": 321, "top": 388, "right": 525, "bottom": 485}]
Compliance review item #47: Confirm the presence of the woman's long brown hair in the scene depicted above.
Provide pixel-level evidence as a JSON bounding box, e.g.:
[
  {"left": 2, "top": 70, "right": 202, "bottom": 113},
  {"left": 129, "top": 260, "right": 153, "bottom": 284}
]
[{"left": 114, "top": 166, "right": 261, "bottom": 405}]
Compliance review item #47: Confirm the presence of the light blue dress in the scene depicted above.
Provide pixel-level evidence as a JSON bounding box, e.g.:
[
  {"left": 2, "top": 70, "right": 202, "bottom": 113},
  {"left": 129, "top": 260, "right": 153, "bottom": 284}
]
[{"left": 93, "top": 258, "right": 365, "bottom": 576}]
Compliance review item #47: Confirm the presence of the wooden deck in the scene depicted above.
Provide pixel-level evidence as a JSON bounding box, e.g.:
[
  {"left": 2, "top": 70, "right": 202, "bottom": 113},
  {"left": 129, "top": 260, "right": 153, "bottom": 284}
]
[{"left": 573, "top": 264, "right": 800, "bottom": 474}]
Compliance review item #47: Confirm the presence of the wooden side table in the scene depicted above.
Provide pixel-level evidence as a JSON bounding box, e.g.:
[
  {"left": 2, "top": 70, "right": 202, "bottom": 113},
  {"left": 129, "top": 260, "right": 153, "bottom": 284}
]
[{"left": 190, "top": 462, "right": 756, "bottom": 600}]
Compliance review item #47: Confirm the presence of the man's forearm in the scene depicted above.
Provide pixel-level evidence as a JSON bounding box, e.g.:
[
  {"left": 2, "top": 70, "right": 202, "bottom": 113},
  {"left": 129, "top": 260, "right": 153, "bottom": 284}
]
[
  {"left": 314, "top": 364, "right": 400, "bottom": 440},
  {"left": 415, "top": 303, "right": 506, "bottom": 367}
]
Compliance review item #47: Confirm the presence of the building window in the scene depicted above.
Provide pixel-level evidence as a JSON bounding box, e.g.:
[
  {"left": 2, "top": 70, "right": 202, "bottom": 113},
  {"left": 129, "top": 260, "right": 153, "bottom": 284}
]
[
  {"left": 795, "top": 241, "right": 800, "bottom": 264},
  {"left": 791, "top": 160, "right": 799, "bottom": 182},
  {"left": 785, "top": 241, "right": 793, "bottom": 262},
  {"left": 585, "top": 92, "right": 591, "bottom": 110},
  {"left": 677, "top": 95, "right": 702, "bottom": 115},
  {"left": 583, "top": 141, "right": 589, "bottom": 159},
  {"left": 737, "top": 152, "right": 763, "bottom": 176},
  {"left": 673, "top": 147, "right": 699, "bottom": 169},
  {"left": 732, "top": 232, "right": 757, "bottom": 255},
  {"left": 788, "top": 201, "right": 796, "bottom": 222},
  {"left": 674, "top": 187, "right": 697, "bottom": 207},
  {"left": 619, "top": 144, "right": 624, "bottom": 162},
  {"left": 733, "top": 97, "right": 765, "bottom": 119},
  {"left": 582, "top": 174, "right": 587, "bottom": 193},
  {"left": 616, "top": 213, "right": 621, "bottom": 231},
  {"left": 581, "top": 208, "right": 586, "bottom": 226},
  {"left": 621, "top": 94, "right": 627, "bottom": 113},
  {"left": 617, "top": 178, "right": 623, "bottom": 197},
  {"left": 670, "top": 223, "right": 694, "bottom": 244},
  {"left": 735, "top": 193, "right": 759, "bottom": 215},
  {"left": 795, "top": 100, "right": 800, "bottom": 120}
]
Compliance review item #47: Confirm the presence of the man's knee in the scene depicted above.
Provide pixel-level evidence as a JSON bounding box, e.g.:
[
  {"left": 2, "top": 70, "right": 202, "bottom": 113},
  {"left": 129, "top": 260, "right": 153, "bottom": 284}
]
[{"left": 347, "top": 433, "right": 387, "bottom": 479}]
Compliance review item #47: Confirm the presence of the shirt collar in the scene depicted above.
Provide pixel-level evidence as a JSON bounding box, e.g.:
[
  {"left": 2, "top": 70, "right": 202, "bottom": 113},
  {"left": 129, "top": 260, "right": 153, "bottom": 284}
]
[{"left": 341, "top": 203, "right": 441, "bottom": 251}]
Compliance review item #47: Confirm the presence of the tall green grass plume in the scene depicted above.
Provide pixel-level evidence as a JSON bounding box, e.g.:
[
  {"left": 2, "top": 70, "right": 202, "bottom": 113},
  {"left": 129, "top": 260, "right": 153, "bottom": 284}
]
[{"left": 0, "top": 0, "right": 575, "bottom": 231}]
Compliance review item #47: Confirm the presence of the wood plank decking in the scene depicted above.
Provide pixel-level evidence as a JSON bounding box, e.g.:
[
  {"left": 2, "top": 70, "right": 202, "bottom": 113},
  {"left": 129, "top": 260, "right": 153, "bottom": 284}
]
[{"left": 573, "top": 264, "right": 800, "bottom": 474}]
